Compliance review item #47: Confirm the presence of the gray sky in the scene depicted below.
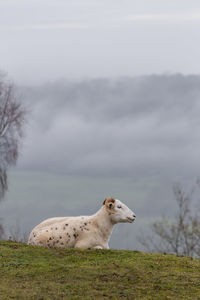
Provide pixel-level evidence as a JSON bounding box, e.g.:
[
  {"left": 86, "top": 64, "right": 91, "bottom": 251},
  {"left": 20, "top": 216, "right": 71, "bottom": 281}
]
[{"left": 0, "top": 0, "right": 200, "bottom": 84}]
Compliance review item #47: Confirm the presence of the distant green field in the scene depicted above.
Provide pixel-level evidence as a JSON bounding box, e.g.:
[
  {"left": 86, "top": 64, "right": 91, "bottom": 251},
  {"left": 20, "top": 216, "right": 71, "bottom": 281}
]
[{"left": 0, "top": 241, "right": 200, "bottom": 299}]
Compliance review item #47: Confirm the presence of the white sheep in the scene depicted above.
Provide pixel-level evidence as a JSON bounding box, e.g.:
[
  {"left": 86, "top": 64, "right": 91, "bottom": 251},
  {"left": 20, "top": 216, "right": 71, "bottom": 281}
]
[{"left": 28, "top": 197, "right": 136, "bottom": 249}]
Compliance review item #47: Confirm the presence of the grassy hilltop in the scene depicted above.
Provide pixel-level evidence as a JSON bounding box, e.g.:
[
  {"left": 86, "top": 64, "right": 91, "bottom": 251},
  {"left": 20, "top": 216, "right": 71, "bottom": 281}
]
[{"left": 0, "top": 241, "right": 200, "bottom": 299}]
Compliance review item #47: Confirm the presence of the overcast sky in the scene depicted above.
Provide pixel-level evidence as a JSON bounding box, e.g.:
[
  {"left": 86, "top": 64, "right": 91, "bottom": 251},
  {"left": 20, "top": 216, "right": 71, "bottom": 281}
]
[{"left": 0, "top": 0, "right": 200, "bottom": 84}]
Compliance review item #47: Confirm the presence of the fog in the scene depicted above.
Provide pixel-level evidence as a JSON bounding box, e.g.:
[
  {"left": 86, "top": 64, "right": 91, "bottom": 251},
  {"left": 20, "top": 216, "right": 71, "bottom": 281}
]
[{"left": 18, "top": 75, "right": 200, "bottom": 180}]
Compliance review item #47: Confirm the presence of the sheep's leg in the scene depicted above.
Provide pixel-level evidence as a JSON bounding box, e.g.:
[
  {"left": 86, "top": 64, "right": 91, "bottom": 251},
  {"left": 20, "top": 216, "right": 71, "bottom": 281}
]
[
  {"left": 75, "top": 241, "right": 104, "bottom": 249},
  {"left": 93, "top": 246, "right": 103, "bottom": 249}
]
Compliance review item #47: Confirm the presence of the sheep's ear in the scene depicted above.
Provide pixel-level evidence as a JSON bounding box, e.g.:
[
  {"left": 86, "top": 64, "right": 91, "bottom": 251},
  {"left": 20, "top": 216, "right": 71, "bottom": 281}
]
[
  {"left": 106, "top": 202, "right": 115, "bottom": 214},
  {"left": 108, "top": 202, "right": 114, "bottom": 209},
  {"left": 104, "top": 198, "right": 115, "bottom": 214},
  {"left": 103, "top": 199, "right": 107, "bottom": 205}
]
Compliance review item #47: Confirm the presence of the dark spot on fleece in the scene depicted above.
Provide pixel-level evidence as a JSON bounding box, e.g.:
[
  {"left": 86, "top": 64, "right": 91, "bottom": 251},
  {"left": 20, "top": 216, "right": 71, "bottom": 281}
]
[
  {"left": 83, "top": 227, "right": 90, "bottom": 231},
  {"left": 73, "top": 228, "right": 76, "bottom": 231},
  {"left": 60, "top": 236, "right": 62, "bottom": 239},
  {"left": 84, "top": 222, "right": 87, "bottom": 226},
  {"left": 55, "top": 227, "right": 58, "bottom": 230},
  {"left": 65, "top": 224, "right": 68, "bottom": 226},
  {"left": 46, "top": 230, "right": 48, "bottom": 232},
  {"left": 73, "top": 233, "right": 78, "bottom": 239}
]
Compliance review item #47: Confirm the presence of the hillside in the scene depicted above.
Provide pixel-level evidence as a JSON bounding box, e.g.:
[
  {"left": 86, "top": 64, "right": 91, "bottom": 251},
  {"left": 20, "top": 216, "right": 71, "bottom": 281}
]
[{"left": 0, "top": 241, "right": 200, "bottom": 299}]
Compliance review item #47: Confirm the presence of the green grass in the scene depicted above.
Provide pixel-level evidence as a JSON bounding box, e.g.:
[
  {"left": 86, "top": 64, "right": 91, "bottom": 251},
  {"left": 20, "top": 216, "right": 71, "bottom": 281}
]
[{"left": 0, "top": 241, "right": 200, "bottom": 299}]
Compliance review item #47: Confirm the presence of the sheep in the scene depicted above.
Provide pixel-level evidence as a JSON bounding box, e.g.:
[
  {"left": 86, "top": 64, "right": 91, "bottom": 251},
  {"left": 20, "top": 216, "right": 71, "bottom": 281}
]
[{"left": 28, "top": 197, "right": 136, "bottom": 249}]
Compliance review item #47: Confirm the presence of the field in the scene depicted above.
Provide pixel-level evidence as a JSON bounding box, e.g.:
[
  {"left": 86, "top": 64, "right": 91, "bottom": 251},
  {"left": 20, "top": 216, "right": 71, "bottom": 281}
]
[{"left": 0, "top": 241, "right": 200, "bottom": 299}]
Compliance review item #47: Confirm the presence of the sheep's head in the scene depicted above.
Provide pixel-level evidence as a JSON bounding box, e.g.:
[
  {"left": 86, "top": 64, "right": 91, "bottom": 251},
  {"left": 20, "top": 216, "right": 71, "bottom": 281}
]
[{"left": 103, "top": 198, "right": 136, "bottom": 224}]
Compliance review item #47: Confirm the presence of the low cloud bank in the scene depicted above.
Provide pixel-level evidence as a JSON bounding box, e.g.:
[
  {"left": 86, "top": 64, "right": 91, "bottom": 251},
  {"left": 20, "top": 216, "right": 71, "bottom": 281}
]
[{"left": 18, "top": 75, "right": 200, "bottom": 179}]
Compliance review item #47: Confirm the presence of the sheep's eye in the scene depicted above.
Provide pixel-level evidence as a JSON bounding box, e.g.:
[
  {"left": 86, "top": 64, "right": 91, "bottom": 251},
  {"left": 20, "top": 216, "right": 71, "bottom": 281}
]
[{"left": 117, "top": 205, "right": 122, "bottom": 209}]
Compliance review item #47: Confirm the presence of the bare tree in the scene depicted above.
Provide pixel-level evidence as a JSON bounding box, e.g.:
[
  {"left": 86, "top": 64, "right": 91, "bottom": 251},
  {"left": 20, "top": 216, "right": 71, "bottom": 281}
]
[
  {"left": 138, "top": 180, "right": 200, "bottom": 258},
  {"left": 0, "top": 221, "right": 4, "bottom": 239},
  {"left": 0, "top": 72, "right": 26, "bottom": 200}
]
